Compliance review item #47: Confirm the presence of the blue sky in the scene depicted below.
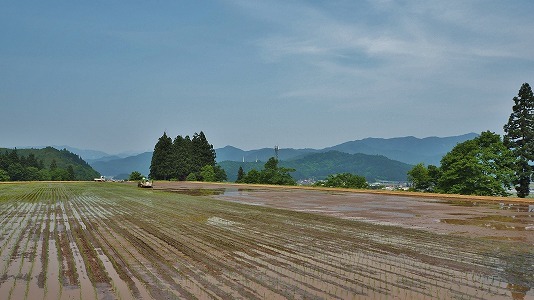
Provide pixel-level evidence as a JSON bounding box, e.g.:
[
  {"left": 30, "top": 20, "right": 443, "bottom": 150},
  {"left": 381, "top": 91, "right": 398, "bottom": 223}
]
[{"left": 1, "top": 1, "right": 533, "bottom": 153}]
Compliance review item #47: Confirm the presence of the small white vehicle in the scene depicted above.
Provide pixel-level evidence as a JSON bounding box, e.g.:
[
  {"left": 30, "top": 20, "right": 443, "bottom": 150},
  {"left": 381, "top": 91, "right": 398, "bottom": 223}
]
[
  {"left": 138, "top": 178, "right": 153, "bottom": 188},
  {"left": 94, "top": 176, "right": 106, "bottom": 182}
]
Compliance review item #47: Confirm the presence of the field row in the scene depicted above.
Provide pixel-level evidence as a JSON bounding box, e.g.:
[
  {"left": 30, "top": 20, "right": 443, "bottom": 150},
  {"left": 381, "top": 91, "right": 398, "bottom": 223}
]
[{"left": 0, "top": 182, "right": 532, "bottom": 299}]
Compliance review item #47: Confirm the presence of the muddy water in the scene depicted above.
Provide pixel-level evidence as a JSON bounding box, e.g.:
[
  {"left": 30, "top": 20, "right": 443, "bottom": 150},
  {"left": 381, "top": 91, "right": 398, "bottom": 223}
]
[
  {"left": 10, "top": 215, "right": 40, "bottom": 300},
  {"left": 2, "top": 182, "right": 533, "bottom": 300},
  {"left": 166, "top": 183, "right": 533, "bottom": 299},
  {"left": 27, "top": 220, "right": 46, "bottom": 300},
  {"left": 44, "top": 237, "right": 60, "bottom": 300},
  {"left": 95, "top": 247, "right": 133, "bottom": 299},
  {"left": 209, "top": 187, "right": 534, "bottom": 244}
]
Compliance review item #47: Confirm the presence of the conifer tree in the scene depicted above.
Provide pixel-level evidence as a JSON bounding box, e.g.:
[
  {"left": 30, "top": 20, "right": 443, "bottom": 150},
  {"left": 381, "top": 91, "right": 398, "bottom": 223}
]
[
  {"left": 172, "top": 135, "right": 192, "bottom": 180},
  {"left": 236, "top": 166, "right": 245, "bottom": 183},
  {"left": 49, "top": 159, "right": 57, "bottom": 170},
  {"left": 26, "top": 153, "right": 40, "bottom": 169},
  {"left": 150, "top": 132, "right": 173, "bottom": 180},
  {"left": 191, "top": 131, "right": 216, "bottom": 173},
  {"left": 8, "top": 149, "right": 19, "bottom": 165},
  {"left": 151, "top": 131, "right": 220, "bottom": 181},
  {"left": 504, "top": 83, "right": 534, "bottom": 198},
  {"left": 214, "top": 165, "right": 227, "bottom": 182},
  {"left": 67, "top": 165, "right": 76, "bottom": 181}
]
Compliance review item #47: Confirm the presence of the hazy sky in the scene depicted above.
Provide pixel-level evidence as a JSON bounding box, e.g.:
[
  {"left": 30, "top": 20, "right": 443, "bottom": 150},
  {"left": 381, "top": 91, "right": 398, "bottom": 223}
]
[{"left": 2, "top": 1, "right": 533, "bottom": 153}]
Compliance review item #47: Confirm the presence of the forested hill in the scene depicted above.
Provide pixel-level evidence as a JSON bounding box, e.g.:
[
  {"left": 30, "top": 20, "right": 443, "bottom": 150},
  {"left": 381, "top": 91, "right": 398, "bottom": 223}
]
[
  {"left": 286, "top": 151, "right": 412, "bottom": 181},
  {"left": 219, "top": 151, "right": 412, "bottom": 182},
  {"left": 324, "top": 133, "right": 479, "bottom": 165},
  {"left": 86, "top": 133, "right": 474, "bottom": 179},
  {"left": 0, "top": 147, "right": 100, "bottom": 181},
  {"left": 216, "top": 133, "right": 478, "bottom": 166}
]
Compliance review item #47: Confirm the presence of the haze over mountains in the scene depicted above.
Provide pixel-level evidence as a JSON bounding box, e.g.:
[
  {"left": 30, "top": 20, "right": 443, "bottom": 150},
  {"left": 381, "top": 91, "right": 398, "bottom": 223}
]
[
  {"left": 217, "top": 133, "right": 478, "bottom": 165},
  {"left": 84, "top": 133, "right": 477, "bottom": 181}
]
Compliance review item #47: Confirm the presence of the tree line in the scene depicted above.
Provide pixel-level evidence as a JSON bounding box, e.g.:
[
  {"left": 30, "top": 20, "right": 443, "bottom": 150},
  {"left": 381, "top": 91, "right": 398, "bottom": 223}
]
[
  {"left": 236, "top": 157, "right": 296, "bottom": 185},
  {"left": 0, "top": 147, "right": 92, "bottom": 181},
  {"left": 149, "top": 131, "right": 226, "bottom": 181},
  {"left": 234, "top": 156, "right": 371, "bottom": 188},
  {"left": 314, "top": 173, "right": 368, "bottom": 189},
  {"left": 408, "top": 82, "right": 534, "bottom": 197}
]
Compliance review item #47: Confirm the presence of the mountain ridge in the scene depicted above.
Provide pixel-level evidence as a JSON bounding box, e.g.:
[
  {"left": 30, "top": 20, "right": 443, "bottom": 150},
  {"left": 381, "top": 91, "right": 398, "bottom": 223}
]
[
  {"left": 219, "top": 151, "right": 412, "bottom": 182},
  {"left": 0, "top": 147, "right": 100, "bottom": 180},
  {"left": 83, "top": 133, "right": 477, "bottom": 178},
  {"left": 217, "top": 133, "right": 478, "bottom": 165}
]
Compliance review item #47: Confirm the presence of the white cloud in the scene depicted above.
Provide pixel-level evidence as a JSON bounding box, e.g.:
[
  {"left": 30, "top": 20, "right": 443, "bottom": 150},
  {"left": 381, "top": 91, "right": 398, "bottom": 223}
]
[
  {"left": 236, "top": 0, "right": 534, "bottom": 64},
  {"left": 229, "top": 0, "right": 534, "bottom": 108}
]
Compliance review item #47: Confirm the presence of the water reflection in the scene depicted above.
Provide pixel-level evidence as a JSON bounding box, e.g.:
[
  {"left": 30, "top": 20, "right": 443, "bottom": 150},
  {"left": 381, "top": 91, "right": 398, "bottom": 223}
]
[
  {"left": 163, "top": 186, "right": 534, "bottom": 299},
  {"left": 499, "top": 202, "right": 533, "bottom": 212},
  {"left": 508, "top": 284, "right": 531, "bottom": 300},
  {"left": 165, "top": 188, "right": 226, "bottom": 196},
  {"left": 502, "top": 251, "right": 534, "bottom": 299}
]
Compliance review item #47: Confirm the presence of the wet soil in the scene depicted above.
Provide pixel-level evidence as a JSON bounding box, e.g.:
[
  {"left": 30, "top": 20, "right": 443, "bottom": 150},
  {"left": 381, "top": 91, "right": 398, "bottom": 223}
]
[
  {"left": 0, "top": 182, "right": 532, "bottom": 300},
  {"left": 157, "top": 181, "right": 534, "bottom": 244}
]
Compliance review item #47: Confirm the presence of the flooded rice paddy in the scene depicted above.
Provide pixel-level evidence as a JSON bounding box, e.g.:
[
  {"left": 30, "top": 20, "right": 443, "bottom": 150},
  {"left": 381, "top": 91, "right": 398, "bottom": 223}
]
[{"left": 0, "top": 182, "right": 533, "bottom": 299}]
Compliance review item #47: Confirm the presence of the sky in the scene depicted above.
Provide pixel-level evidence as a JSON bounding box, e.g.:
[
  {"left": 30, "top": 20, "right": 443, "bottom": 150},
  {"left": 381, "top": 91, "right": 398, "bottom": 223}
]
[{"left": 1, "top": 0, "right": 534, "bottom": 154}]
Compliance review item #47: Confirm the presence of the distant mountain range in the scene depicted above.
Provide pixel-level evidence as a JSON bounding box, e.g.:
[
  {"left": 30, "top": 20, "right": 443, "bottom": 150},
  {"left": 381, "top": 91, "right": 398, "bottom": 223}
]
[
  {"left": 14, "top": 145, "right": 142, "bottom": 161},
  {"left": 89, "top": 152, "right": 153, "bottom": 180},
  {"left": 217, "top": 133, "right": 478, "bottom": 166},
  {"left": 52, "top": 146, "right": 142, "bottom": 161},
  {"left": 81, "top": 133, "right": 477, "bottom": 181},
  {"left": 219, "top": 151, "right": 412, "bottom": 182}
]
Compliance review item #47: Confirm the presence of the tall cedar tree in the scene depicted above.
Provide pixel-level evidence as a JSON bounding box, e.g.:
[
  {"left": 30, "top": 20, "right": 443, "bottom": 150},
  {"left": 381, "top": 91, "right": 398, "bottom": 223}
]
[
  {"left": 191, "top": 131, "right": 216, "bottom": 174},
  {"left": 150, "top": 132, "right": 174, "bottom": 180},
  {"left": 503, "top": 83, "right": 534, "bottom": 198},
  {"left": 150, "top": 131, "right": 217, "bottom": 180},
  {"left": 172, "top": 135, "right": 192, "bottom": 180},
  {"left": 236, "top": 166, "right": 245, "bottom": 182}
]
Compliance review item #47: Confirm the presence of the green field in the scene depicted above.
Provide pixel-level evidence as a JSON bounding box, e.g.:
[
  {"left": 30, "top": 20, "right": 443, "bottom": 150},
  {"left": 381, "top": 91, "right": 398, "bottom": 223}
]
[{"left": 0, "top": 182, "right": 532, "bottom": 299}]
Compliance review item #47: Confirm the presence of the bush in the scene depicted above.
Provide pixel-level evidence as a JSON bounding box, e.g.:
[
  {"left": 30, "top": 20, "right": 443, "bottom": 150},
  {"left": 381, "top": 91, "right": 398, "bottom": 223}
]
[
  {"left": 0, "top": 169, "right": 9, "bottom": 181},
  {"left": 129, "top": 171, "right": 144, "bottom": 181},
  {"left": 186, "top": 173, "right": 197, "bottom": 181},
  {"left": 315, "top": 173, "right": 368, "bottom": 189}
]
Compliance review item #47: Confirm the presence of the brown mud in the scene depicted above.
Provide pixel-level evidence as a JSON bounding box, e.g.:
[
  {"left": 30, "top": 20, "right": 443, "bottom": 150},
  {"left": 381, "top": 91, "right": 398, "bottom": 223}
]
[
  {"left": 0, "top": 182, "right": 532, "bottom": 300},
  {"left": 159, "top": 182, "right": 534, "bottom": 244}
]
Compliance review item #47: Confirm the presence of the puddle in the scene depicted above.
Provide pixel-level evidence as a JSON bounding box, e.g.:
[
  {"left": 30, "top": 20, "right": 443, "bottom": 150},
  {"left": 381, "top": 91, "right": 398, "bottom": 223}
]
[
  {"left": 442, "top": 200, "right": 480, "bottom": 207},
  {"left": 331, "top": 205, "right": 365, "bottom": 212},
  {"left": 163, "top": 188, "right": 226, "bottom": 196},
  {"left": 4, "top": 182, "right": 533, "bottom": 300},
  {"left": 70, "top": 239, "right": 94, "bottom": 300},
  {"left": 158, "top": 186, "right": 270, "bottom": 197},
  {"left": 130, "top": 274, "right": 153, "bottom": 300},
  {"left": 45, "top": 237, "right": 60, "bottom": 300},
  {"left": 95, "top": 248, "right": 133, "bottom": 299},
  {"left": 440, "top": 218, "right": 529, "bottom": 231},
  {"left": 27, "top": 226, "right": 45, "bottom": 299},
  {"left": 498, "top": 203, "right": 532, "bottom": 212}
]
